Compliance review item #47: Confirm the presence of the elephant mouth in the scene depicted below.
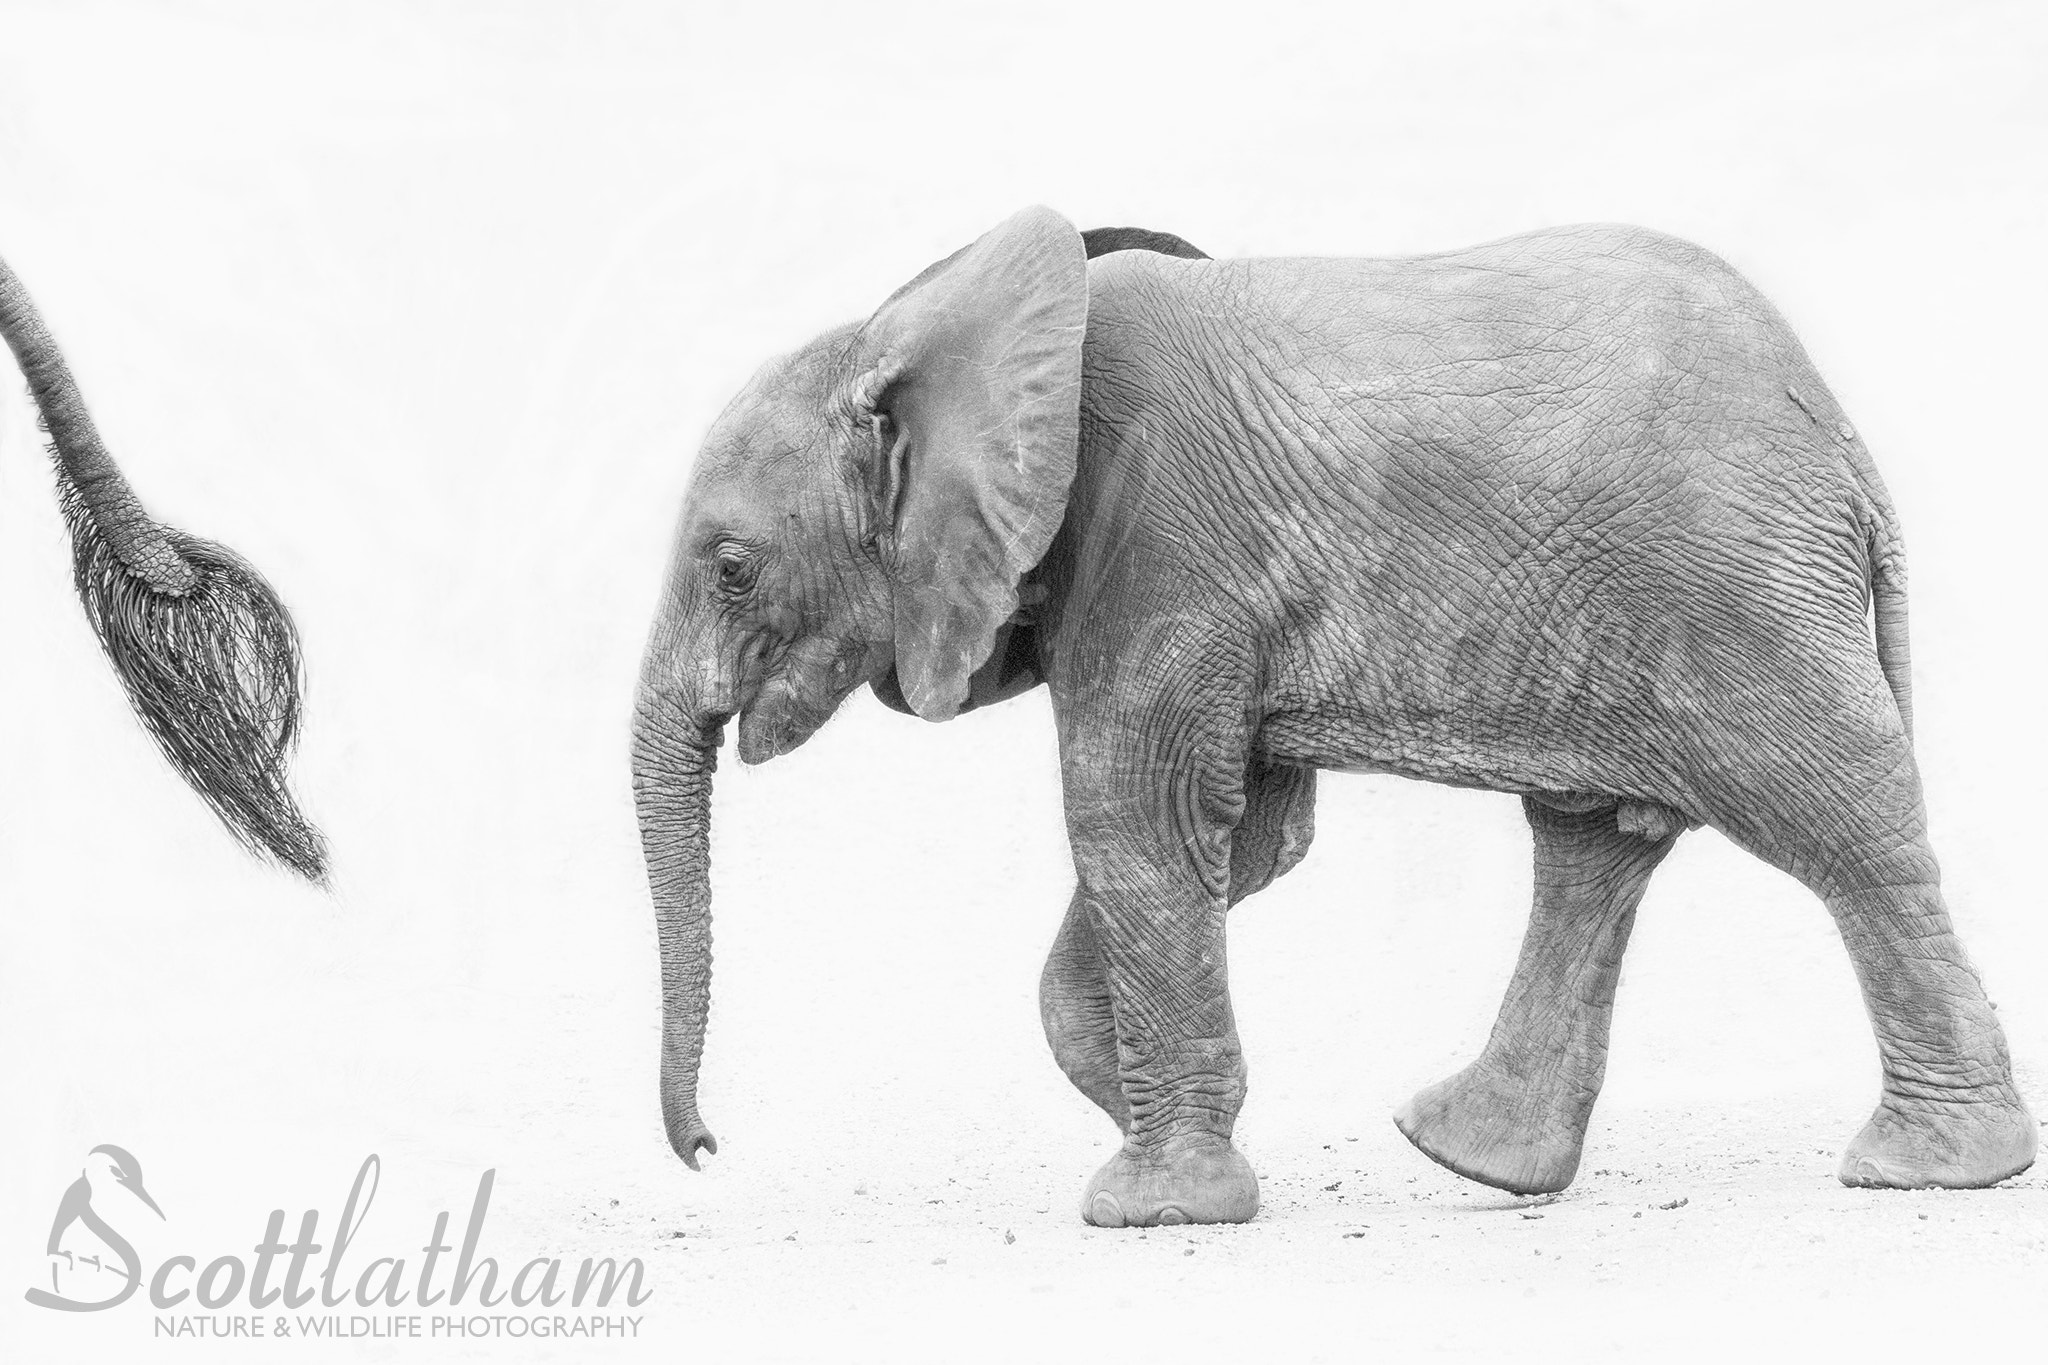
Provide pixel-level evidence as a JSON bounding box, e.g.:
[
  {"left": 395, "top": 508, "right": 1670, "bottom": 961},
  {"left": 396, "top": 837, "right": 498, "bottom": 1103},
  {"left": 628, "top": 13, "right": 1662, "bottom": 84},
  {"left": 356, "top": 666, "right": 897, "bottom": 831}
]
[
  {"left": 735, "top": 684, "right": 833, "bottom": 764},
  {"left": 734, "top": 634, "right": 884, "bottom": 763}
]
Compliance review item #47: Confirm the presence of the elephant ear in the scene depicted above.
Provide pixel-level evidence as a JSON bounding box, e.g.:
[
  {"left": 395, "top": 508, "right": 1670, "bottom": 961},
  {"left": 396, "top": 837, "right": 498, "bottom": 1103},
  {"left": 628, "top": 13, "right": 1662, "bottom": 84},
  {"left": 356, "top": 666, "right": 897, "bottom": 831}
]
[{"left": 850, "top": 206, "right": 1087, "bottom": 721}]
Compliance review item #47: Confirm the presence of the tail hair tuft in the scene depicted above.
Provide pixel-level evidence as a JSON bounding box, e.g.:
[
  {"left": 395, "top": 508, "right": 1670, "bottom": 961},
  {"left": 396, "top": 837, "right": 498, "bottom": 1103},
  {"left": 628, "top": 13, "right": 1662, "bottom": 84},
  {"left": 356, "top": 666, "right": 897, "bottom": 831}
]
[{"left": 62, "top": 488, "right": 328, "bottom": 882}]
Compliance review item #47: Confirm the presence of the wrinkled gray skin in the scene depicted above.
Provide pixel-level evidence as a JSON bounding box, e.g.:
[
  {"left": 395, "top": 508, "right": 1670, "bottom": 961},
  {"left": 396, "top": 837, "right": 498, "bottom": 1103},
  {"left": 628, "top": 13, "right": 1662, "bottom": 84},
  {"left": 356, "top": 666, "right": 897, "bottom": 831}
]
[{"left": 633, "top": 207, "right": 2037, "bottom": 1227}]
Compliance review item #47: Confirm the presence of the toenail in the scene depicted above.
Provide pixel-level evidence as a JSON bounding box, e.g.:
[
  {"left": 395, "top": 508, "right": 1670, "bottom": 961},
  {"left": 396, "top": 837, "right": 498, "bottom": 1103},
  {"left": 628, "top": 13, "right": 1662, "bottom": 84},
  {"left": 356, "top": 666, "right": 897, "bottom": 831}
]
[
  {"left": 1156, "top": 1206, "right": 1189, "bottom": 1226},
  {"left": 1086, "top": 1192, "right": 1127, "bottom": 1228}
]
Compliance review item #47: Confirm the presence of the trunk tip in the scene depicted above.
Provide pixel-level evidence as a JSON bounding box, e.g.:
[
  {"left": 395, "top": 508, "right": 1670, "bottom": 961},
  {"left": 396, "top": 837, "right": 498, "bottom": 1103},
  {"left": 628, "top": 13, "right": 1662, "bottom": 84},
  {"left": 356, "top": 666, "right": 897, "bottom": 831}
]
[{"left": 669, "top": 1122, "right": 718, "bottom": 1172}]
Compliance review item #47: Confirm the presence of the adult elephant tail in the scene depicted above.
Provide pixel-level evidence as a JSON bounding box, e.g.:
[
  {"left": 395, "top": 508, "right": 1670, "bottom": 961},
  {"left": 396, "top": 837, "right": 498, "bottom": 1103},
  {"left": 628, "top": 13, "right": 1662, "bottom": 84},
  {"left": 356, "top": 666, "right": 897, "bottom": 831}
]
[{"left": 0, "top": 253, "right": 326, "bottom": 881}]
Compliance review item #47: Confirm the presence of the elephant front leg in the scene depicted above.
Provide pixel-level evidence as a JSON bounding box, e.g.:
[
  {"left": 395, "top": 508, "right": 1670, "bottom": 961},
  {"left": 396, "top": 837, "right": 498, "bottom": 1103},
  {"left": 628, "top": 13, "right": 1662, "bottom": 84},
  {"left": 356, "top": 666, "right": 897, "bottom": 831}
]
[
  {"left": 1040, "top": 893, "right": 1130, "bottom": 1133},
  {"left": 1065, "top": 755, "right": 1263, "bottom": 1227},
  {"left": 1226, "top": 757, "right": 1316, "bottom": 906},
  {"left": 1041, "top": 758, "right": 1315, "bottom": 1136},
  {"left": 1395, "top": 797, "right": 1677, "bottom": 1194},
  {"left": 1077, "top": 868, "right": 1257, "bottom": 1227}
]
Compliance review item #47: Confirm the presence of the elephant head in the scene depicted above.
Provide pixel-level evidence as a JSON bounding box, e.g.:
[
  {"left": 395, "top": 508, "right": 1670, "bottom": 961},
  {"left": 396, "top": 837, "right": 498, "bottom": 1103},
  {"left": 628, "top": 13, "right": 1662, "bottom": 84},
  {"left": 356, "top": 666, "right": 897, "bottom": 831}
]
[{"left": 632, "top": 207, "right": 1090, "bottom": 1168}]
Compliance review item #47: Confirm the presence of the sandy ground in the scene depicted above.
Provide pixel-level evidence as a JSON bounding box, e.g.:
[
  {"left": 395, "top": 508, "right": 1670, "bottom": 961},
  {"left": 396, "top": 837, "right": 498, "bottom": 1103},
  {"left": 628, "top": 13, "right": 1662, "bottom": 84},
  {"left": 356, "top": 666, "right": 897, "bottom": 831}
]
[
  {"left": 2, "top": 2, "right": 2044, "bottom": 1361},
  {"left": 3, "top": 742, "right": 2040, "bottom": 1362}
]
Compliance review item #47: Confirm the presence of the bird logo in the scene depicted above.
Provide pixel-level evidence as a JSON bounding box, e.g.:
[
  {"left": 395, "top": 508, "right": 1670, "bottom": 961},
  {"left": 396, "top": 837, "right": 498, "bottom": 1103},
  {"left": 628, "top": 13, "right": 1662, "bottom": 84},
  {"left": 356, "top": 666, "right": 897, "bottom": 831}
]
[{"left": 24, "top": 1144, "right": 164, "bottom": 1312}]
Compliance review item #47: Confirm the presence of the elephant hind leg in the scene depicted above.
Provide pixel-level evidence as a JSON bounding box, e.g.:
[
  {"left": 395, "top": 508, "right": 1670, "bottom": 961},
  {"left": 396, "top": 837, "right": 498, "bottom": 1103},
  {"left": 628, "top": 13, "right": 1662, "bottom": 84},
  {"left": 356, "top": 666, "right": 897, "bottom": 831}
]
[
  {"left": 1395, "top": 798, "right": 1676, "bottom": 1194},
  {"left": 1827, "top": 872, "right": 2037, "bottom": 1189},
  {"left": 1703, "top": 717, "right": 2035, "bottom": 1189}
]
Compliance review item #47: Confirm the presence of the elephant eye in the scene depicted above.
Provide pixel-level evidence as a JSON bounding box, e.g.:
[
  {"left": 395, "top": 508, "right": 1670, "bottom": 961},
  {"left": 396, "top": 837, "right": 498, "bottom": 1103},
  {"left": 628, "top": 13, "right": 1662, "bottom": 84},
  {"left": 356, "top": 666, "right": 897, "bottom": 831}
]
[{"left": 713, "top": 551, "right": 753, "bottom": 593}]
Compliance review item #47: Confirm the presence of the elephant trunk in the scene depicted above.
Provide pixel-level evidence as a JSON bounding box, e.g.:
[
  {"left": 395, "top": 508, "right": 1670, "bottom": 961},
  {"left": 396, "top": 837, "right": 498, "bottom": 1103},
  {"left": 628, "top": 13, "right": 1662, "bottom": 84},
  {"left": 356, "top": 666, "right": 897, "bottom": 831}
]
[{"left": 632, "top": 682, "right": 722, "bottom": 1169}]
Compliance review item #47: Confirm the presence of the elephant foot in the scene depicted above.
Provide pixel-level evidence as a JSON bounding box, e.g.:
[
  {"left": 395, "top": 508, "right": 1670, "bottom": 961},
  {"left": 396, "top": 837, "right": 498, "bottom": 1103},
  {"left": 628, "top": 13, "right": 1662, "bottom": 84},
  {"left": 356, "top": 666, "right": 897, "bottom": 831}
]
[
  {"left": 1838, "top": 1090, "right": 2038, "bottom": 1189},
  {"left": 1393, "top": 1062, "right": 1589, "bottom": 1196},
  {"left": 1080, "top": 1137, "right": 1259, "bottom": 1227}
]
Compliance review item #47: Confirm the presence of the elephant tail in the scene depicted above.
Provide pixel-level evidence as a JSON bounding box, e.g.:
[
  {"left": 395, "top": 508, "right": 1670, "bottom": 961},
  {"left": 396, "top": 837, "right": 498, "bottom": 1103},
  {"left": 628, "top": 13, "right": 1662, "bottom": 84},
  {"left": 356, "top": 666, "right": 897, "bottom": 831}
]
[
  {"left": 1866, "top": 498, "right": 1913, "bottom": 741},
  {"left": 0, "top": 253, "right": 327, "bottom": 881}
]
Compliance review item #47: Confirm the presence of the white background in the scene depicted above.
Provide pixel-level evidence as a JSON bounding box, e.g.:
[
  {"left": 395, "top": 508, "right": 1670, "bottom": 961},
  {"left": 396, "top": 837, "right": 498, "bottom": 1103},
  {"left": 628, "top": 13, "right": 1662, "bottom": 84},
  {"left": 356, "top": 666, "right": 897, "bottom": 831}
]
[{"left": 1, "top": 1, "right": 2042, "bottom": 1360}]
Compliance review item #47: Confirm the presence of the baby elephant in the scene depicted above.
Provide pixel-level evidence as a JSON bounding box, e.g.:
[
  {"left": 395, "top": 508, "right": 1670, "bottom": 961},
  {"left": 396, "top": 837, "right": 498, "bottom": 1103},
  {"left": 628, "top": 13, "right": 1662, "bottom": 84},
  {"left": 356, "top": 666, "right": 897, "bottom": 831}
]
[{"left": 630, "top": 207, "right": 2036, "bottom": 1226}]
